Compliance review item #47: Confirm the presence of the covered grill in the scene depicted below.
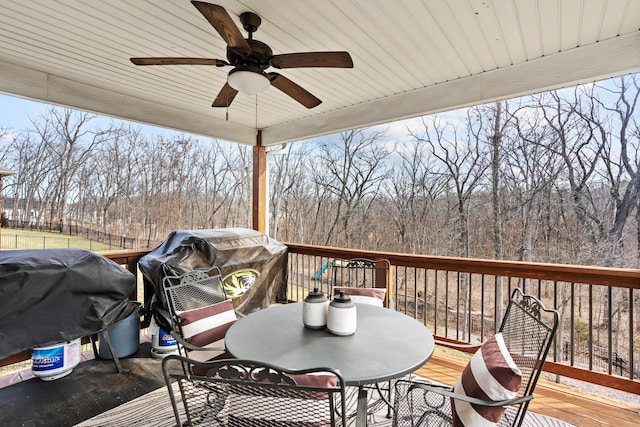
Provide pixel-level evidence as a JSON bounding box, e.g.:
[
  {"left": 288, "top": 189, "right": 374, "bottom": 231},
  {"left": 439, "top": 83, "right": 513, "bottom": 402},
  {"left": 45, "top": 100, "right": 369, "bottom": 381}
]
[
  {"left": 0, "top": 249, "right": 137, "bottom": 359},
  {"left": 139, "top": 228, "right": 288, "bottom": 316}
]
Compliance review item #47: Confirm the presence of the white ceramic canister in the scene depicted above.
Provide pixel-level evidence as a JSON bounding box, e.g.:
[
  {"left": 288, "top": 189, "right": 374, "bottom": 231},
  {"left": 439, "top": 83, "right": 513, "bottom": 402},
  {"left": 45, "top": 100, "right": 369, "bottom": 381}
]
[
  {"left": 31, "top": 338, "right": 81, "bottom": 381},
  {"left": 327, "top": 291, "right": 357, "bottom": 336},
  {"left": 303, "top": 287, "right": 329, "bottom": 329}
]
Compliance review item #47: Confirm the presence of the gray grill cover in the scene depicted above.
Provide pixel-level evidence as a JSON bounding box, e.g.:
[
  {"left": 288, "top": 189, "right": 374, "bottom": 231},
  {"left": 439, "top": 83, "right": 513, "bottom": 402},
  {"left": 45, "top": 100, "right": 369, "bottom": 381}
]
[
  {"left": 0, "top": 249, "right": 137, "bottom": 359},
  {"left": 139, "top": 228, "right": 288, "bottom": 315}
]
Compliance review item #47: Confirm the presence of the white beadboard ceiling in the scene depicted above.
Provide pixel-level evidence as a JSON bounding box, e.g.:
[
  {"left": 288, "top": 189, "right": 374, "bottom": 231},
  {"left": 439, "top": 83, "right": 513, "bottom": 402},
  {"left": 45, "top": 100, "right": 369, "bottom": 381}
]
[{"left": 0, "top": 0, "right": 639, "bottom": 146}]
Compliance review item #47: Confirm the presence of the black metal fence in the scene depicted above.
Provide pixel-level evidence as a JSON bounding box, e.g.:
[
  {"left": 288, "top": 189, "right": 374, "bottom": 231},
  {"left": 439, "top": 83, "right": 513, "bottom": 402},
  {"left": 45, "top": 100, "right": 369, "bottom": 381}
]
[
  {"left": 2, "top": 220, "right": 148, "bottom": 249},
  {"left": 0, "top": 233, "right": 122, "bottom": 251}
]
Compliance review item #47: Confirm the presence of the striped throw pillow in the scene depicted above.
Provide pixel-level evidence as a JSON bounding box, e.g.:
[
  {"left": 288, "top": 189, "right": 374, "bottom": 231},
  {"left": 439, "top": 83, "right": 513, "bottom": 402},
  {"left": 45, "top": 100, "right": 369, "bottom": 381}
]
[
  {"left": 333, "top": 286, "right": 386, "bottom": 307},
  {"left": 452, "top": 332, "right": 522, "bottom": 427},
  {"left": 177, "top": 299, "right": 236, "bottom": 348}
]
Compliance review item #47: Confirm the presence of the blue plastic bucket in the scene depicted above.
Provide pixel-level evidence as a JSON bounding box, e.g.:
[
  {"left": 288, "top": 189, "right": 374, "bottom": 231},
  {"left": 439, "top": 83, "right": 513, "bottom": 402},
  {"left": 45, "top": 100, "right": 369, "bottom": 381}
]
[{"left": 97, "top": 302, "right": 141, "bottom": 359}]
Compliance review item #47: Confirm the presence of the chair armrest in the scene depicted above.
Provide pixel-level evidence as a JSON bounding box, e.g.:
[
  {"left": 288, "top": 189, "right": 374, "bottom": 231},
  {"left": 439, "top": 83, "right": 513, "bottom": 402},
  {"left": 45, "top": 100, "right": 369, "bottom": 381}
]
[
  {"left": 169, "top": 330, "right": 226, "bottom": 352},
  {"left": 433, "top": 338, "right": 482, "bottom": 351},
  {"left": 409, "top": 382, "right": 534, "bottom": 407}
]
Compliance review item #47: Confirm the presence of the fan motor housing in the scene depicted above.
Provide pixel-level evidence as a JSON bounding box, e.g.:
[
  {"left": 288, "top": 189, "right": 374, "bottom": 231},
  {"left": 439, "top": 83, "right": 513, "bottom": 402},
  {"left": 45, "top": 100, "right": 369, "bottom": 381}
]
[{"left": 227, "top": 39, "right": 273, "bottom": 69}]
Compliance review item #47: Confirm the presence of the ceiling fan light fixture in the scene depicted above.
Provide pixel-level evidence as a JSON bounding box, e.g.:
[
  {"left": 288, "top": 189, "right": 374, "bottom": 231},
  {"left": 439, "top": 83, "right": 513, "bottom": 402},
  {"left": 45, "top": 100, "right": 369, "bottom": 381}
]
[{"left": 228, "top": 69, "right": 270, "bottom": 95}]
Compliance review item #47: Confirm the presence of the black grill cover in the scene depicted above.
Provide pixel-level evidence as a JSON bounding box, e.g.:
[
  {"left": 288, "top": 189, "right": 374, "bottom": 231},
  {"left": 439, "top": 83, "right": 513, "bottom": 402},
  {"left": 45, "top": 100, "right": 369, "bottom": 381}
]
[
  {"left": 139, "top": 228, "right": 288, "bottom": 315},
  {"left": 0, "top": 249, "right": 137, "bottom": 359}
]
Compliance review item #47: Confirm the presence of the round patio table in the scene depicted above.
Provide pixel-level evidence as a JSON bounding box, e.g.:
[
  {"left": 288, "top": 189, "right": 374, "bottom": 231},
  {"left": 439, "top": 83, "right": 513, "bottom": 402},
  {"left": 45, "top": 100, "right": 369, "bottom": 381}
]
[{"left": 225, "top": 302, "right": 434, "bottom": 427}]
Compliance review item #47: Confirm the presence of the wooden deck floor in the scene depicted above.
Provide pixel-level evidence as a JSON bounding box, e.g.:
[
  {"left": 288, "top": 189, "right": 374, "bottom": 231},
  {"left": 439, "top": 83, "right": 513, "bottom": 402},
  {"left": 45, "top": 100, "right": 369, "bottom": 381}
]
[
  {"left": 419, "top": 349, "right": 640, "bottom": 427},
  {"left": 1, "top": 343, "right": 638, "bottom": 426}
]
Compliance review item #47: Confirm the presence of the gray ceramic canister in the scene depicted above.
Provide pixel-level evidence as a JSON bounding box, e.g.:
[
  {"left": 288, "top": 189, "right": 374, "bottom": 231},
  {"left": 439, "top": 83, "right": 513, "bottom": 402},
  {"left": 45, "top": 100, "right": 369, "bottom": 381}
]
[
  {"left": 327, "top": 291, "right": 357, "bottom": 336},
  {"left": 303, "top": 287, "right": 329, "bottom": 329}
]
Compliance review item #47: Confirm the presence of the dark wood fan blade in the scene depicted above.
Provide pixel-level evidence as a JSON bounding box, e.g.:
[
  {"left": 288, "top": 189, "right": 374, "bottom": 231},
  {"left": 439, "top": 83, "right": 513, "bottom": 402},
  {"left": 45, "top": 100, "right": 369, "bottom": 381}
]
[
  {"left": 270, "top": 52, "right": 353, "bottom": 69},
  {"left": 191, "top": 1, "right": 251, "bottom": 55},
  {"left": 268, "top": 73, "right": 321, "bottom": 109},
  {"left": 130, "top": 57, "right": 228, "bottom": 66},
  {"left": 212, "top": 82, "right": 239, "bottom": 107}
]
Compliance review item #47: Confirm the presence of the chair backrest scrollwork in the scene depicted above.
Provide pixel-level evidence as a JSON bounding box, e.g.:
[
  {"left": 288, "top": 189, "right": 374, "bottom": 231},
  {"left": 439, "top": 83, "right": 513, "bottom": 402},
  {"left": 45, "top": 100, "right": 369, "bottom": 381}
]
[{"left": 162, "top": 355, "right": 348, "bottom": 426}]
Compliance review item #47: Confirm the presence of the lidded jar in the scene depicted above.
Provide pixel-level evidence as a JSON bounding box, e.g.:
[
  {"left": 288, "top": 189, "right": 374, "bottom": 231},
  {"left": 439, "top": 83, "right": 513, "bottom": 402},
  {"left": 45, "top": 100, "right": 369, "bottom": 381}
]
[
  {"left": 303, "top": 287, "right": 329, "bottom": 329},
  {"left": 327, "top": 291, "right": 357, "bottom": 336}
]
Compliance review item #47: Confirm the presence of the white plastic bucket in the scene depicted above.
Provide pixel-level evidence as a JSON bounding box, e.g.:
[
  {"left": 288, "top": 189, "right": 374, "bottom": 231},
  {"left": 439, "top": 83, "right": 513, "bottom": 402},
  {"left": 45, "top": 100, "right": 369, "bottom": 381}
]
[
  {"left": 152, "top": 328, "right": 178, "bottom": 354},
  {"left": 31, "top": 338, "right": 81, "bottom": 381}
]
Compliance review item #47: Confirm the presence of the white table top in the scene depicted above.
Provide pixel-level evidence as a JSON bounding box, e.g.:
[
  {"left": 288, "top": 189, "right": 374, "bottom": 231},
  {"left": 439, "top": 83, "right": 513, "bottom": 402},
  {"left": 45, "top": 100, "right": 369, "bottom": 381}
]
[{"left": 225, "top": 302, "right": 434, "bottom": 386}]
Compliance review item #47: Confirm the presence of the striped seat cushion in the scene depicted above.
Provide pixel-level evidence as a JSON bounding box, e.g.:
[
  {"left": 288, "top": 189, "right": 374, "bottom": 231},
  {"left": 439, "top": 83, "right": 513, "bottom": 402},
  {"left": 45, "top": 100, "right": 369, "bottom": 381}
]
[
  {"left": 452, "top": 332, "right": 522, "bottom": 427},
  {"left": 333, "top": 286, "right": 386, "bottom": 307},
  {"left": 176, "top": 299, "right": 237, "bottom": 348}
]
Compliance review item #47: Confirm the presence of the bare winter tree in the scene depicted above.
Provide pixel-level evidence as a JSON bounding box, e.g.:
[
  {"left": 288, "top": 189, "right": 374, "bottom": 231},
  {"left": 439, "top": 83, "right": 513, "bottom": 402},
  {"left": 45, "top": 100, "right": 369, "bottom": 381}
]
[
  {"left": 4, "top": 131, "right": 54, "bottom": 224},
  {"left": 275, "top": 142, "right": 323, "bottom": 244},
  {"left": 76, "top": 124, "right": 142, "bottom": 233},
  {"left": 315, "top": 129, "right": 391, "bottom": 248},
  {"left": 307, "top": 147, "right": 340, "bottom": 245},
  {"left": 383, "top": 141, "right": 447, "bottom": 254},
  {"left": 34, "top": 108, "right": 106, "bottom": 229},
  {"left": 0, "top": 127, "right": 10, "bottom": 164},
  {"left": 186, "top": 142, "right": 240, "bottom": 229},
  {"left": 585, "top": 76, "right": 640, "bottom": 266},
  {"left": 487, "top": 101, "right": 508, "bottom": 318},
  {"left": 534, "top": 88, "right": 608, "bottom": 264},
  {"left": 217, "top": 144, "right": 251, "bottom": 228},
  {"left": 409, "top": 113, "right": 490, "bottom": 258},
  {"left": 506, "top": 103, "right": 563, "bottom": 264},
  {"left": 409, "top": 111, "right": 490, "bottom": 339},
  {"left": 268, "top": 142, "right": 312, "bottom": 241}
]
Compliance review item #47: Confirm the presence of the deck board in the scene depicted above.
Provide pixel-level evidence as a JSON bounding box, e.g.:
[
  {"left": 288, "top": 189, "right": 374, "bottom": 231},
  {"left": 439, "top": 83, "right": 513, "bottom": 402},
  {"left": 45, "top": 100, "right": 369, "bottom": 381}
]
[
  {"left": 416, "top": 349, "right": 640, "bottom": 427},
  {"left": 1, "top": 343, "right": 638, "bottom": 426}
]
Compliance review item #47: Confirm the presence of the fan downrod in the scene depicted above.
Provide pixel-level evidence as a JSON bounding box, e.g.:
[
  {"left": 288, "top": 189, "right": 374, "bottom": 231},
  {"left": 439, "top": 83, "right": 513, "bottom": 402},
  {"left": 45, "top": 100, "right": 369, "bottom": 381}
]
[{"left": 240, "top": 12, "right": 261, "bottom": 34}]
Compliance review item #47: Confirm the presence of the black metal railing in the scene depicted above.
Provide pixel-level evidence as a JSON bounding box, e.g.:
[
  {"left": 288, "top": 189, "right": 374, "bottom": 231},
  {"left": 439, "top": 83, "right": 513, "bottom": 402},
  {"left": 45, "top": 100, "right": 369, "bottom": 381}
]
[
  {"left": 1, "top": 244, "right": 638, "bottom": 396},
  {"left": 285, "top": 243, "right": 640, "bottom": 395}
]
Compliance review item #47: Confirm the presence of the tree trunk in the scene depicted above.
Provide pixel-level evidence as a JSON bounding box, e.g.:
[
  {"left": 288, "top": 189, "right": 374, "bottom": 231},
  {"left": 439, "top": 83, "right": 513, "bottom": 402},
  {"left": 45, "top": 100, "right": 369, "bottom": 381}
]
[{"left": 491, "top": 101, "right": 505, "bottom": 319}]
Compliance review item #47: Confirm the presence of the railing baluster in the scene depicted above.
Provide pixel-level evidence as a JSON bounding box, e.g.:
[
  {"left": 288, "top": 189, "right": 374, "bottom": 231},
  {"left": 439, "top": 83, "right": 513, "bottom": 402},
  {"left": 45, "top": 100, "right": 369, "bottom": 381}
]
[
  {"left": 629, "top": 288, "right": 634, "bottom": 381},
  {"left": 607, "top": 286, "right": 613, "bottom": 375},
  {"left": 412, "top": 266, "right": 418, "bottom": 319},
  {"left": 455, "top": 271, "right": 459, "bottom": 340},
  {"left": 445, "top": 271, "right": 449, "bottom": 338},
  {"left": 570, "top": 282, "right": 575, "bottom": 367},
  {"left": 467, "top": 272, "right": 472, "bottom": 342},
  {"left": 589, "top": 284, "right": 593, "bottom": 371},
  {"left": 423, "top": 268, "right": 428, "bottom": 327},
  {"left": 434, "top": 270, "right": 439, "bottom": 336},
  {"left": 480, "top": 274, "right": 485, "bottom": 342}
]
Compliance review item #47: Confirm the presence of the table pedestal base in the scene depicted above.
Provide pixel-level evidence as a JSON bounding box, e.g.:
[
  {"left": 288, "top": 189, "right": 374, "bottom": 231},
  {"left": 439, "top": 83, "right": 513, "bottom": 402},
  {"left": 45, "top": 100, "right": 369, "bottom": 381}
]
[{"left": 356, "top": 386, "right": 368, "bottom": 427}]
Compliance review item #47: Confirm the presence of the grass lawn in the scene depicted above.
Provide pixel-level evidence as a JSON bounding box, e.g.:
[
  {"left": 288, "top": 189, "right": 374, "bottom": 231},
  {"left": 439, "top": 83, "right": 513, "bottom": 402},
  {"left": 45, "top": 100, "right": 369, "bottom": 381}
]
[{"left": 0, "top": 228, "right": 120, "bottom": 251}]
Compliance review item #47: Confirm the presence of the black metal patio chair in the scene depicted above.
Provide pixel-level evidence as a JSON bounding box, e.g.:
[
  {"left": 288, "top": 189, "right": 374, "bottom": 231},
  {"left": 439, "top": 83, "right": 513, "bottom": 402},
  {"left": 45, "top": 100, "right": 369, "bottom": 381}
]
[
  {"left": 331, "top": 258, "right": 391, "bottom": 308},
  {"left": 158, "top": 266, "right": 237, "bottom": 363},
  {"left": 162, "top": 355, "right": 348, "bottom": 426},
  {"left": 393, "top": 288, "right": 559, "bottom": 427}
]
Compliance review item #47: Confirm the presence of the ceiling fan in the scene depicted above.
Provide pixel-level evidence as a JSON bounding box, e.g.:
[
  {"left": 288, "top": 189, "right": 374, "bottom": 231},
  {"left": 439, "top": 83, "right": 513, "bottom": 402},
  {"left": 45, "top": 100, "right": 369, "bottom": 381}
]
[{"left": 130, "top": 1, "right": 353, "bottom": 109}]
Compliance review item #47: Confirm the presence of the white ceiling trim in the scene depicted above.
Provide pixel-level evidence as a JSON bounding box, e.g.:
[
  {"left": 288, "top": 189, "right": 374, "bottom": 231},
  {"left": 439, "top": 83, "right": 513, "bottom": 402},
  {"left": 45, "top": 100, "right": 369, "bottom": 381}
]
[
  {"left": 0, "top": 60, "right": 257, "bottom": 144},
  {"left": 262, "top": 32, "right": 640, "bottom": 146},
  {"left": 3, "top": 33, "right": 636, "bottom": 148}
]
